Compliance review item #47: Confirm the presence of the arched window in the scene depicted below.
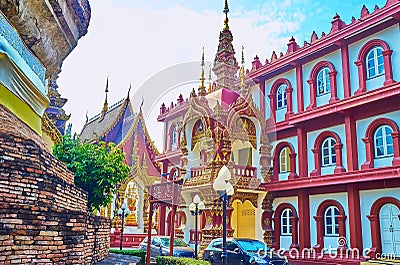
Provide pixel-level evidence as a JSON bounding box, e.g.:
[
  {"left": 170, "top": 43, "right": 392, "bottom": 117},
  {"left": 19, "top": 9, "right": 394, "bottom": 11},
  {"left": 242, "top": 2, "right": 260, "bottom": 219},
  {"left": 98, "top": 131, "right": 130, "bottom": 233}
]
[
  {"left": 374, "top": 125, "right": 394, "bottom": 158},
  {"left": 324, "top": 206, "right": 340, "bottom": 236},
  {"left": 316, "top": 67, "right": 331, "bottom": 96},
  {"left": 321, "top": 137, "right": 336, "bottom": 166},
  {"left": 279, "top": 147, "right": 290, "bottom": 173},
  {"left": 366, "top": 47, "right": 384, "bottom": 79},
  {"left": 171, "top": 126, "right": 178, "bottom": 150},
  {"left": 354, "top": 39, "right": 394, "bottom": 95},
  {"left": 281, "top": 208, "right": 293, "bottom": 235},
  {"left": 276, "top": 84, "right": 287, "bottom": 109}
]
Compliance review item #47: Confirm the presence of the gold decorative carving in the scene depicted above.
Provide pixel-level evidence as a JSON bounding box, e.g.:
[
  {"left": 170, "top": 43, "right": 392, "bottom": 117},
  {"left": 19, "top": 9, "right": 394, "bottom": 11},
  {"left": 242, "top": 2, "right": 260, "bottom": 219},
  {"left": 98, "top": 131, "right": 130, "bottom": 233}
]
[{"left": 41, "top": 113, "right": 62, "bottom": 144}]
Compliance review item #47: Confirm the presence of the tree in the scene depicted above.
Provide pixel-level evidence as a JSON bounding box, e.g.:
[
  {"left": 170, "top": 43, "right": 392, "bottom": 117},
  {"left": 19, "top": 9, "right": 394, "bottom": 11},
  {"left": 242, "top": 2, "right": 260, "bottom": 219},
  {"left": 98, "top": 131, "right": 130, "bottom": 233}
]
[{"left": 53, "top": 135, "right": 130, "bottom": 212}]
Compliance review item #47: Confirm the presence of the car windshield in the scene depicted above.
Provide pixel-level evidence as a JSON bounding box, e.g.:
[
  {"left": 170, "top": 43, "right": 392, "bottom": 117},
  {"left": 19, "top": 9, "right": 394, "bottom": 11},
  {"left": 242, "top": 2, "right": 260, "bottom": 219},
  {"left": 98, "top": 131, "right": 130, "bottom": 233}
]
[
  {"left": 236, "top": 239, "right": 270, "bottom": 253},
  {"left": 160, "top": 238, "right": 188, "bottom": 247}
]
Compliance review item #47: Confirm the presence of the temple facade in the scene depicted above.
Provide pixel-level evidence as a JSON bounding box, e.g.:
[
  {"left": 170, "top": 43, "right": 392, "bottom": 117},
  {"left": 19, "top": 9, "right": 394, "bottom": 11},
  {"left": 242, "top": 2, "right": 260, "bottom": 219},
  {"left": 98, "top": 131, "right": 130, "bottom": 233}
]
[
  {"left": 80, "top": 85, "right": 161, "bottom": 245},
  {"left": 155, "top": 0, "right": 400, "bottom": 264}
]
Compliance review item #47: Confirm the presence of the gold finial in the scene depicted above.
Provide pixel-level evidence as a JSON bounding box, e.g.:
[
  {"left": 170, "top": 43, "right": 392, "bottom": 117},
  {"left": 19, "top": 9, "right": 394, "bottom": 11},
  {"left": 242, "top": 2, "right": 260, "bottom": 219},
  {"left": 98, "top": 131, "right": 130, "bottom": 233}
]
[
  {"left": 223, "top": 0, "right": 230, "bottom": 29},
  {"left": 240, "top": 46, "right": 245, "bottom": 88},
  {"left": 140, "top": 96, "right": 144, "bottom": 112},
  {"left": 198, "top": 47, "right": 206, "bottom": 96},
  {"left": 127, "top": 83, "right": 131, "bottom": 99},
  {"left": 102, "top": 76, "right": 109, "bottom": 112},
  {"left": 208, "top": 64, "right": 212, "bottom": 94},
  {"left": 241, "top": 45, "right": 245, "bottom": 65}
]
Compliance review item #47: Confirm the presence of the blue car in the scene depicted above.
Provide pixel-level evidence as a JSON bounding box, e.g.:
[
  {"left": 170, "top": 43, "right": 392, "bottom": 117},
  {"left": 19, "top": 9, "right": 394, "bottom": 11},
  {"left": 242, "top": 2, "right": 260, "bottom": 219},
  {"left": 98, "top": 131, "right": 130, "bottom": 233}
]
[{"left": 202, "top": 238, "right": 290, "bottom": 265}]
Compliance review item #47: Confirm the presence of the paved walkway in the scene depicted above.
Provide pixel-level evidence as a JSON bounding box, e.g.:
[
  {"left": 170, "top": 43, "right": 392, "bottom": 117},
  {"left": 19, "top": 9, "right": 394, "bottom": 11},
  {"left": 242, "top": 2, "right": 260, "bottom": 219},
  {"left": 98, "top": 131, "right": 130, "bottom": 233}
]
[{"left": 95, "top": 253, "right": 142, "bottom": 265}]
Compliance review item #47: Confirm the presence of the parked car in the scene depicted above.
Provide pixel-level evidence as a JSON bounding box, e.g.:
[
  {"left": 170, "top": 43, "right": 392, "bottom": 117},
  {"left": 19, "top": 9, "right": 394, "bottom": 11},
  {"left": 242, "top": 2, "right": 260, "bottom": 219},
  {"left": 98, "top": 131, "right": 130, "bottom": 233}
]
[
  {"left": 202, "top": 238, "right": 290, "bottom": 265},
  {"left": 139, "top": 236, "right": 195, "bottom": 258}
]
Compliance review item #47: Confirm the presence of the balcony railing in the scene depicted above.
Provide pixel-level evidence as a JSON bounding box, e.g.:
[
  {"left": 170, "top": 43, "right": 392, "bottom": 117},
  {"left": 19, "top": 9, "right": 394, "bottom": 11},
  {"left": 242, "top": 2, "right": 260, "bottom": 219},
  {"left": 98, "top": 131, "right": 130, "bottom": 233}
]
[
  {"left": 190, "top": 166, "right": 205, "bottom": 178},
  {"left": 233, "top": 164, "right": 256, "bottom": 178},
  {"left": 187, "top": 164, "right": 261, "bottom": 190}
]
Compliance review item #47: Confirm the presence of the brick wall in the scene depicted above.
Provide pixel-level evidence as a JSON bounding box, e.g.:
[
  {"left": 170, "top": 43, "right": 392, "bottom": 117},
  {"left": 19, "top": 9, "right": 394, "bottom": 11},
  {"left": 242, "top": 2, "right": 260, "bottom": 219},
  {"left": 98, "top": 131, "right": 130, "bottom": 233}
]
[{"left": 0, "top": 104, "right": 110, "bottom": 264}]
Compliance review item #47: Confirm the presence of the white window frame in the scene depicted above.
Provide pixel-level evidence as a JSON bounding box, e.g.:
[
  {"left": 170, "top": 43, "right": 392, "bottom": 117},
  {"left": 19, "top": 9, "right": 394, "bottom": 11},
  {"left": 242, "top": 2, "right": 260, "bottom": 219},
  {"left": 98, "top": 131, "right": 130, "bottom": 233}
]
[
  {"left": 366, "top": 47, "right": 384, "bottom": 79},
  {"left": 281, "top": 208, "right": 292, "bottom": 236},
  {"left": 324, "top": 206, "right": 339, "bottom": 236},
  {"left": 316, "top": 67, "right": 331, "bottom": 96},
  {"left": 321, "top": 137, "right": 336, "bottom": 167},
  {"left": 374, "top": 125, "right": 394, "bottom": 158},
  {"left": 279, "top": 147, "right": 290, "bottom": 173},
  {"left": 276, "top": 84, "right": 287, "bottom": 109}
]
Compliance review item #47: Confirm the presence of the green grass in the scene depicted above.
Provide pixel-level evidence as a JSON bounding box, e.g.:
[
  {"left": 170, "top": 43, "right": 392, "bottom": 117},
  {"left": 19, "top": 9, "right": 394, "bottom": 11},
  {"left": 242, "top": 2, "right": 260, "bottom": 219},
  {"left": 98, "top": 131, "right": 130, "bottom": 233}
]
[
  {"left": 109, "top": 249, "right": 146, "bottom": 265},
  {"left": 155, "top": 256, "right": 210, "bottom": 265}
]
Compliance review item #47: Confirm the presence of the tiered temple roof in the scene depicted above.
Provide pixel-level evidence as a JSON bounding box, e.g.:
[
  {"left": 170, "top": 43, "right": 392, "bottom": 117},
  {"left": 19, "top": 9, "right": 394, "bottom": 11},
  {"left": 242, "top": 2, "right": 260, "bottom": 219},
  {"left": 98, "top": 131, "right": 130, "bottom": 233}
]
[{"left": 80, "top": 87, "right": 161, "bottom": 176}]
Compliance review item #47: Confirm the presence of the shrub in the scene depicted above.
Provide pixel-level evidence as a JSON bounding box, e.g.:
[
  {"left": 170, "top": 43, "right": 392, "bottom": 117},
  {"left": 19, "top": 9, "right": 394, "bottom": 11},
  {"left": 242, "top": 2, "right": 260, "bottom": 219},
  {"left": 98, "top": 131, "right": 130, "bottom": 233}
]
[
  {"left": 156, "top": 256, "right": 210, "bottom": 265},
  {"left": 53, "top": 135, "right": 130, "bottom": 212},
  {"left": 109, "top": 249, "right": 146, "bottom": 265}
]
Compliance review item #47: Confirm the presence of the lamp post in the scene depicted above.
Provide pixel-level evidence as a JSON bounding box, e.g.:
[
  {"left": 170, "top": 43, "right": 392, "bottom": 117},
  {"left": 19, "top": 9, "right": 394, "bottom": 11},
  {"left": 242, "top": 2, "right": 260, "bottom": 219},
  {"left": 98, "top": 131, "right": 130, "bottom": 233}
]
[
  {"left": 213, "top": 165, "right": 234, "bottom": 265},
  {"left": 189, "top": 195, "right": 205, "bottom": 259},
  {"left": 117, "top": 202, "right": 131, "bottom": 250}
]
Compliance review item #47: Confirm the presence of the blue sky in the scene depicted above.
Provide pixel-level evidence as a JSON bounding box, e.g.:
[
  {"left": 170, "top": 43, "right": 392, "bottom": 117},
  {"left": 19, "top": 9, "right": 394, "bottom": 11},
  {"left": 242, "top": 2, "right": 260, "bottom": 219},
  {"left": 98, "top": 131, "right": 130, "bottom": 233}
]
[{"left": 58, "top": 0, "right": 388, "bottom": 146}]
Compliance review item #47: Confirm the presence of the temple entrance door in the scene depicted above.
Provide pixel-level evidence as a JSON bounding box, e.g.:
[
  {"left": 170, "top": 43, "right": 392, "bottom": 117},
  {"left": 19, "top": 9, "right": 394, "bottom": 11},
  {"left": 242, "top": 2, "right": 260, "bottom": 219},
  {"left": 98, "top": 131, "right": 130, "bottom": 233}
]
[
  {"left": 232, "top": 200, "right": 256, "bottom": 239},
  {"left": 380, "top": 203, "right": 400, "bottom": 257}
]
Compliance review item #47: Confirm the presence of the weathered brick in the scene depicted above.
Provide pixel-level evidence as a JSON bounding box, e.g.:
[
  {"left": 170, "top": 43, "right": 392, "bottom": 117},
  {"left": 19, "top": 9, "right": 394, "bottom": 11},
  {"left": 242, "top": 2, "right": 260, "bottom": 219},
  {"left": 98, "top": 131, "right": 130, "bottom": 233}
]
[{"left": 0, "top": 105, "right": 110, "bottom": 263}]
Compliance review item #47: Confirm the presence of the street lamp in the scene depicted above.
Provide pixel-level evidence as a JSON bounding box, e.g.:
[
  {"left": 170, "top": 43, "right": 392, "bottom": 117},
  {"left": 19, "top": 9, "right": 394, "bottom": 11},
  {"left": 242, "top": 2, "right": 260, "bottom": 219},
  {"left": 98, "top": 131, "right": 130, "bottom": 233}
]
[
  {"left": 213, "top": 165, "right": 234, "bottom": 265},
  {"left": 189, "top": 195, "right": 205, "bottom": 259},
  {"left": 117, "top": 202, "right": 131, "bottom": 250}
]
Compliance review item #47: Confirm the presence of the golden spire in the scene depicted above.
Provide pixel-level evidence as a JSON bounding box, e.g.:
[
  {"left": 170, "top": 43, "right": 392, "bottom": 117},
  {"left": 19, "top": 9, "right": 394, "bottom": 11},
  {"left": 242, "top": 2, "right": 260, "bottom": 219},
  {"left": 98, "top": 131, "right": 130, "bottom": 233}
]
[
  {"left": 127, "top": 82, "right": 131, "bottom": 99},
  {"left": 198, "top": 47, "right": 206, "bottom": 96},
  {"left": 208, "top": 64, "right": 212, "bottom": 94},
  {"left": 240, "top": 46, "right": 245, "bottom": 88},
  {"left": 223, "top": 0, "right": 230, "bottom": 30},
  {"left": 102, "top": 77, "right": 109, "bottom": 112}
]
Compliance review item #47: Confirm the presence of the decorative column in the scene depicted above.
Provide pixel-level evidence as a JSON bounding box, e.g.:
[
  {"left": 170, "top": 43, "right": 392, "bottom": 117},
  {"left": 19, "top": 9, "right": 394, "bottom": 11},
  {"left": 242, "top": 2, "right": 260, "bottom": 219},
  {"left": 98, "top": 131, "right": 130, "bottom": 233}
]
[
  {"left": 347, "top": 184, "right": 363, "bottom": 251},
  {"left": 341, "top": 43, "right": 351, "bottom": 98},
  {"left": 361, "top": 137, "right": 374, "bottom": 169},
  {"left": 290, "top": 215, "right": 299, "bottom": 249},
  {"left": 285, "top": 86, "right": 294, "bottom": 119},
  {"left": 306, "top": 79, "right": 316, "bottom": 110},
  {"left": 288, "top": 153, "right": 299, "bottom": 180},
  {"left": 298, "top": 190, "right": 310, "bottom": 250},
  {"left": 328, "top": 70, "right": 339, "bottom": 103},
  {"left": 392, "top": 131, "right": 400, "bottom": 166},
  {"left": 261, "top": 193, "right": 274, "bottom": 247},
  {"left": 382, "top": 50, "right": 395, "bottom": 86},
  {"left": 268, "top": 94, "right": 277, "bottom": 121},
  {"left": 259, "top": 129, "right": 273, "bottom": 182},
  {"left": 334, "top": 143, "right": 346, "bottom": 173},
  {"left": 296, "top": 64, "right": 304, "bottom": 112},
  {"left": 45, "top": 70, "right": 70, "bottom": 135},
  {"left": 313, "top": 215, "right": 324, "bottom": 252},
  {"left": 260, "top": 81, "right": 266, "bottom": 116},
  {"left": 354, "top": 60, "right": 365, "bottom": 95},
  {"left": 297, "top": 127, "right": 308, "bottom": 178},
  {"left": 345, "top": 114, "right": 359, "bottom": 171}
]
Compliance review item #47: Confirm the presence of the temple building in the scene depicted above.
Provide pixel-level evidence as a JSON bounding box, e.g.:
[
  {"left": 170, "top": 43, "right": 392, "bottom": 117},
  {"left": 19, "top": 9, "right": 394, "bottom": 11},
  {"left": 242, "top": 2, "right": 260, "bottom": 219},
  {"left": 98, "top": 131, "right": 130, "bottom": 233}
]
[
  {"left": 80, "top": 83, "right": 161, "bottom": 246},
  {"left": 155, "top": 0, "right": 400, "bottom": 264}
]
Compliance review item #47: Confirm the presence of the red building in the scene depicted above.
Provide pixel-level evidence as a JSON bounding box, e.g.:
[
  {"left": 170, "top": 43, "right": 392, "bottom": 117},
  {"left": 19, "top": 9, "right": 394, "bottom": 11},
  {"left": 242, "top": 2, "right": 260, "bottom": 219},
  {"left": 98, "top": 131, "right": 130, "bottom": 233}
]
[{"left": 155, "top": 1, "right": 400, "bottom": 264}]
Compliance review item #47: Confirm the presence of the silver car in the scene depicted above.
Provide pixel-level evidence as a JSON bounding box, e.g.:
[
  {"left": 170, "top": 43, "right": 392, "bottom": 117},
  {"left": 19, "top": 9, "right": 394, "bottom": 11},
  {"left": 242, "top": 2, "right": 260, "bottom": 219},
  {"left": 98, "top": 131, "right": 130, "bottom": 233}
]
[{"left": 139, "top": 236, "right": 195, "bottom": 258}]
